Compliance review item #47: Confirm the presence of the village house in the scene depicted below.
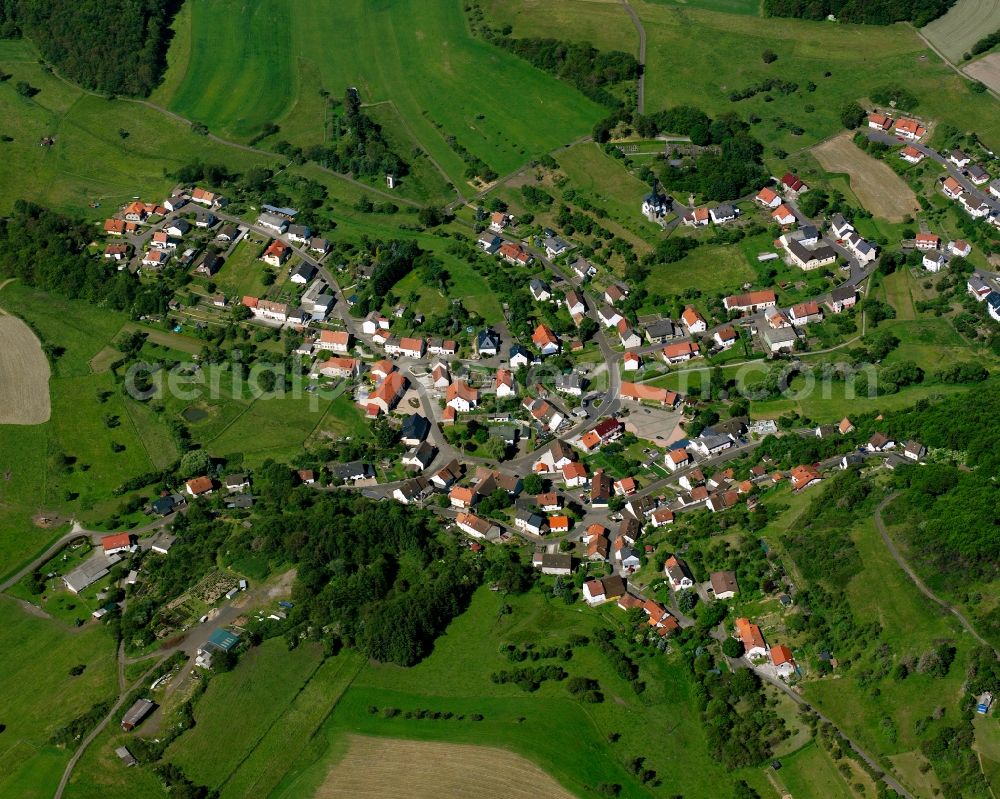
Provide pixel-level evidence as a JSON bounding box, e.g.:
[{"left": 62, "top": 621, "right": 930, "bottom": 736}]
[
  {"left": 664, "top": 555, "right": 694, "bottom": 591},
  {"left": 605, "top": 283, "right": 629, "bottom": 305},
  {"left": 509, "top": 344, "right": 531, "bottom": 369},
  {"left": 826, "top": 285, "right": 857, "bottom": 313},
  {"left": 617, "top": 320, "right": 643, "bottom": 349},
  {"left": 681, "top": 306, "right": 707, "bottom": 334},
  {"left": 562, "top": 461, "right": 588, "bottom": 487},
  {"left": 141, "top": 249, "right": 170, "bottom": 269},
  {"left": 755, "top": 187, "right": 782, "bottom": 208},
  {"left": 102, "top": 532, "right": 136, "bottom": 557},
  {"left": 942, "top": 176, "right": 964, "bottom": 200},
  {"left": 544, "top": 236, "right": 571, "bottom": 259},
  {"left": 761, "top": 325, "right": 798, "bottom": 353},
  {"left": 771, "top": 203, "right": 796, "bottom": 226},
  {"left": 666, "top": 447, "right": 691, "bottom": 472},
  {"left": 771, "top": 645, "right": 797, "bottom": 678},
  {"left": 529, "top": 278, "right": 551, "bottom": 302},
  {"left": 904, "top": 440, "right": 926, "bottom": 461},
  {"left": 393, "top": 476, "right": 429, "bottom": 504},
  {"left": 899, "top": 145, "right": 924, "bottom": 164},
  {"left": 446, "top": 380, "right": 479, "bottom": 412},
  {"left": 456, "top": 512, "right": 499, "bottom": 540},
  {"left": 844, "top": 232, "right": 877, "bottom": 264},
  {"left": 477, "top": 328, "right": 502, "bottom": 357},
  {"left": 867, "top": 432, "right": 895, "bottom": 452},
  {"left": 532, "top": 440, "right": 575, "bottom": 475},
  {"left": 312, "top": 356, "right": 360, "bottom": 379},
  {"left": 554, "top": 373, "right": 583, "bottom": 397},
  {"left": 538, "top": 553, "right": 573, "bottom": 576},
  {"left": 923, "top": 251, "right": 948, "bottom": 272},
  {"left": 317, "top": 330, "right": 351, "bottom": 353},
  {"left": 723, "top": 290, "right": 776, "bottom": 314},
  {"left": 780, "top": 172, "right": 808, "bottom": 193},
  {"left": 968, "top": 165, "right": 990, "bottom": 185},
  {"left": 185, "top": 476, "right": 214, "bottom": 497},
  {"left": 949, "top": 239, "right": 972, "bottom": 258},
  {"left": 710, "top": 570, "right": 738, "bottom": 600},
  {"left": 619, "top": 381, "right": 679, "bottom": 407},
  {"left": 968, "top": 275, "right": 993, "bottom": 301},
  {"left": 683, "top": 206, "right": 710, "bottom": 227},
  {"left": 499, "top": 241, "right": 532, "bottom": 266},
  {"left": 565, "top": 290, "right": 586, "bottom": 319},
  {"left": 894, "top": 118, "right": 925, "bottom": 140},
  {"left": 489, "top": 211, "right": 512, "bottom": 232},
  {"left": 714, "top": 325, "right": 738, "bottom": 349},
  {"left": 662, "top": 340, "right": 700, "bottom": 364},
  {"left": 988, "top": 292, "right": 1000, "bottom": 322},
  {"left": 788, "top": 301, "right": 823, "bottom": 327},
  {"left": 598, "top": 305, "right": 624, "bottom": 328},
  {"left": 650, "top": 507, "right": 674, "bottom": 528},
  {"left": 478, "top": 233, "right": 501, "bottom": 255},
  {"left": 569, "top": 256, "right": 597, "bottom": 282},
  {"left": 431, "top": 459, "right": 461, "bottom": 490},
  {"left": 532, "top": 324, "right": 561, "bottom": 356},
  {"left": 644, "top": 318, "right": 677, "bottom": 344},
  {"left": 867, "top": 112, "right": 893, "bottom": 132},
  {"left": 915, "top": 232, "right": 940, "bottom": 251},
  {"left": 537, "top": 492, "right": 562, "bottom": 512},
  {"left": 623, "top": 350, "right": 641, "bottom": 371},
  {"left": 494, "top": 368, "right": 516, "bottom": 398},
  {"left": 710, "top": 204, "right": 738, "bottom": 224},
  {"left": 366, "top": 372, "right": 408, "bottom": 416},
  {"left": 735, "top": 617, "right": 767, "bottom": 659},
  {"left": 515, "top": 509, "right": 547, "bottom": 536},
  {"left": 261, "top": 240, "right": 291, "bottom": 267},
  {"left": 104, "top": 244, "right": 128, "bottom": 261},
  {"left": 587, "top": 534, "right": 611, "bottom": 561},
  {"left": 309, "top": 237, "right": 330, "bottom": 255},
  {"left": 949, "top": 150, "right": 971, "bottom": 168},
  {"left": 790, "top": 464, "right": 822, "bottom": 491},
  {"left": 785, "top": 238, "right": 837, "bottom": 270}
]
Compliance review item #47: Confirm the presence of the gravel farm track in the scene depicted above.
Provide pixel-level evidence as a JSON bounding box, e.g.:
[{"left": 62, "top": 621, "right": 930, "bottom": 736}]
[
  {"left": 812, "top": 132, "right": 922, "bottom": 223},
  {"left": 963, "top": 51, "right": 1000, "bottom": 94},
  {"left": 314, "top": 736, "right": 576, "bottom": 799},
  {"left": 0, "top": 304, "right": 51, "bottom": 425},
  {"left": 921, "top": 0, "right": 1000, "bottom": 63}
]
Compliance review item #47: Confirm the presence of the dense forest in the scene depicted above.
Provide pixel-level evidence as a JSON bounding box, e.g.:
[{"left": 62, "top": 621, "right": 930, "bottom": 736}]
[
  {"left": 763, "top": 0, "right": 953, "bottom": 26},
  {"left": 120, "top": 472, "right": 516, "bottom": 665},
  {"left": 0, "top": 0, "right": 177, "bottom": 95},
  {"left": 649, "top": 107, "right": 768, "bottom": 201},
  {"left": 0, "top": 202, "right": 172, "bottom": 317}
]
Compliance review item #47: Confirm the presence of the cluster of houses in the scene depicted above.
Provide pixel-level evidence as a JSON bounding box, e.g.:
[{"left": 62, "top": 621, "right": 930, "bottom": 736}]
[{"left": 735, "top": 616, "right": 798, "bottom": 679}]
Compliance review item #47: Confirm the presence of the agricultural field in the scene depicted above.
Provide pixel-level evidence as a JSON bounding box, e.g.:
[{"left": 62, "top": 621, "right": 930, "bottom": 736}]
[
  {"left": 315, "top": 736, "right": 576, "bottom": 799},
  {"left": 963, "top": 51, "right": 1000, "bottom": 93},
  {"left": 478, "top": 0, "right": 640, "bottom": 53},
  {"left": 153, "top": 0, "right": 607, "bottom": 193},
  {"left": 921, "top": 0, "right": 1000, "bottom": 63},
  {"left": 0, "top": 311, "right": 50, "bottom": 424},
  {"left": 812, "top": 133, "right": 921, "bottom": 222},
  {"left": 0, "top": 598, "right": 118, "bottom": 799}
]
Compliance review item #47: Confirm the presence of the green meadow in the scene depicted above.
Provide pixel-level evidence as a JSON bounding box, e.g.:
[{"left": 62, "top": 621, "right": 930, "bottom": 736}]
[
  {"left": 0, "top": 598, "right": 118, "bottom": 799},
  {"left": 154, "top": 0, "right": 607, "bottom": 194}
]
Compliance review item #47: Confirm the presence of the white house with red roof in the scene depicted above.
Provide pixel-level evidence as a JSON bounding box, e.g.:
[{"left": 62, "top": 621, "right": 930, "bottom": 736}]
[{"left": 755, "top": 187, "right": 782, "bottom": 208}]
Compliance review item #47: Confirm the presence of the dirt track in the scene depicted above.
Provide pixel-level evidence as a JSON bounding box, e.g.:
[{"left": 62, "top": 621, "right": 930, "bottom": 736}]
[
  {"left": 0, "top": 312, "right": 51, "bottom": 424},
  {"left": 315, "top": 735, "right": 577, "bottom": 799},
  {"left": 812, "top": 132, "right": 921, "bottom": 223}
]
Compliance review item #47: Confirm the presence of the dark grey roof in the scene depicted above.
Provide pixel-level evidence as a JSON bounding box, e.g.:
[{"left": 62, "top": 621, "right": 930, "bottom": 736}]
[
  {"left": 400, "top": 413, "right": 430, "bottom": 441},
  {"left": 291, "top": 263, "right": 318, "bottom": 280},
  {"left": 477, "top": 328, "right": 501, "bottom": 350}
]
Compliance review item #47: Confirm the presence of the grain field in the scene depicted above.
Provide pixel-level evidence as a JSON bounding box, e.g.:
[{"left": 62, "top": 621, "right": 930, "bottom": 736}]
[
  {"left": 315, "top": 735, "right": 577, "bottom": 799},
  {"left": 964, "top": 52, "right": 1000, "bottom": 94},
  {"left": 813, "top": 133, "right": 921, "bottom": 222},
  {"left": 0, "top": 312, "right": 51, "bottom": 424}
]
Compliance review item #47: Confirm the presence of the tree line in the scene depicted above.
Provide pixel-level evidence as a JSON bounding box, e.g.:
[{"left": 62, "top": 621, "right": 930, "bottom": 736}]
[{"left": 763, "top": 0, "right": 953, "bottom": 25}]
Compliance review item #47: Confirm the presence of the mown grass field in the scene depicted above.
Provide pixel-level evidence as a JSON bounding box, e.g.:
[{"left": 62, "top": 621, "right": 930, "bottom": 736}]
[
  {"left": 921, "top": 0, "right": 1000, "bottom": 63},
  {"left": 0, "top": 598, "right": 118, "bottom": 799},
  {"left": 154, "top": 0, "right": 606, "bottom": 194},
  {"left": 644, "top": 242, "right": 756, "bottom": 295}
]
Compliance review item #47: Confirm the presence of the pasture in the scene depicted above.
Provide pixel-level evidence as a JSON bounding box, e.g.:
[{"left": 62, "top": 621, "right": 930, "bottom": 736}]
[
  {"left": 154, "top": 0, "right": 606, "bottom": 193},
  {"left": 0, "top": 312, "right": 50, "bottom": 424},
  {"left": 964, "top": 51, "right": 1000, "bottom": 93},
  {"left": 0, "top": 598, "right": 118, "bottom": 799},
  {"left": 812, "top": 133, "right": 921, "bottom": 222},
  {"left": 921, "top": 0, "right": 1000, "bottom": 63},
  {"left": 643, "top": 242, "right": 756, "bottom": 295},
  {"left": 0, "top": 40, "right": 279, "bottom": 218},
  {"left": 315, "top": 736, "right": 576, "bottom": 799}
]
